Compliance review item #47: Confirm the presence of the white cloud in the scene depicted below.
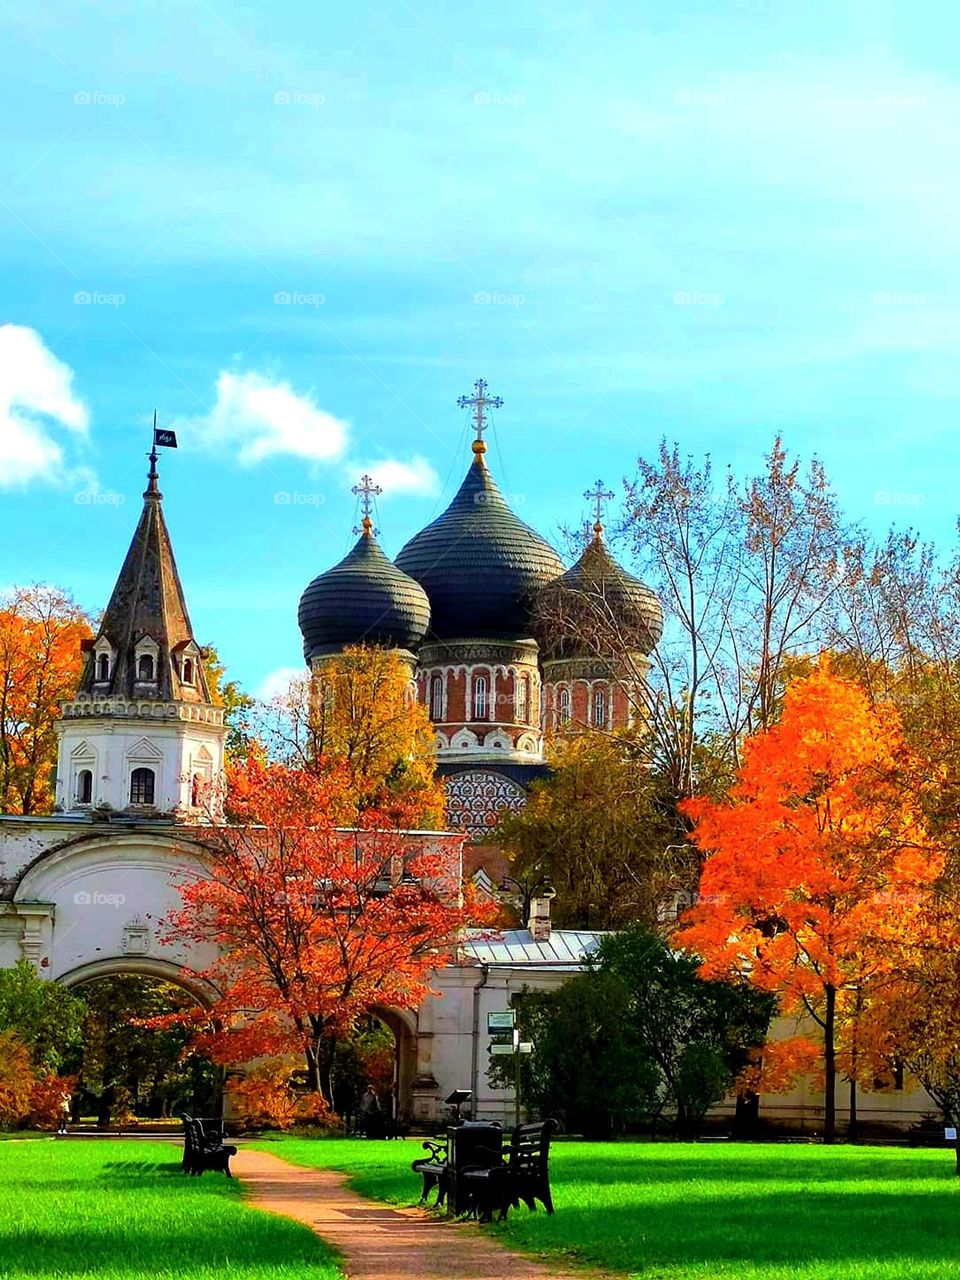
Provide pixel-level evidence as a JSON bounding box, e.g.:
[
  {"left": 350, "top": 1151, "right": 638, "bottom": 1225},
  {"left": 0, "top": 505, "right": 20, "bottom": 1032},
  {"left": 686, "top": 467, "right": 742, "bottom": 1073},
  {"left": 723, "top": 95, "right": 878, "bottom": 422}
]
[
  {"left": 254, "top": 665, "right": 305, "bottom": 701},
  {"left": 348, "top": 455, "right": 439, "bottom": 498},
  {"left": 183, "top": 369, "right": 440, "bottom": 497},
  {"left": 185, "top": 370, "right": 350, "bottom": 466},
  {"left": 0, "top": 325, "right": 89, "bottom": 488}
]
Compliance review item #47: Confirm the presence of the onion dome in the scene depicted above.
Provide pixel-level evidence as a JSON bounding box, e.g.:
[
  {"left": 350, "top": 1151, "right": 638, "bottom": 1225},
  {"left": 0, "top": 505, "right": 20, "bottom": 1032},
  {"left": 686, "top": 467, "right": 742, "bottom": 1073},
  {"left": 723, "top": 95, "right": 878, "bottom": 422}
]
[
  {"left": 537, "top": 521, "right": 663, "bottom": 659},
  {"left": 298, "top": 518, "right": 431, "bottom": 662},
  {"left": 395, "top": 441, "right": 565, "bottom": 640}
]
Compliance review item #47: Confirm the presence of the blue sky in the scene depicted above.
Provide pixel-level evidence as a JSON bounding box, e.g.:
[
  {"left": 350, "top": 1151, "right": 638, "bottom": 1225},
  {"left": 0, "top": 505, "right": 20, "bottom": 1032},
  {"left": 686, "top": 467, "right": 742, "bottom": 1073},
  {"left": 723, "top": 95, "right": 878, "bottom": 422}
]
[{"left": 2, "top": 1, "right": 959, "bottom": 695}]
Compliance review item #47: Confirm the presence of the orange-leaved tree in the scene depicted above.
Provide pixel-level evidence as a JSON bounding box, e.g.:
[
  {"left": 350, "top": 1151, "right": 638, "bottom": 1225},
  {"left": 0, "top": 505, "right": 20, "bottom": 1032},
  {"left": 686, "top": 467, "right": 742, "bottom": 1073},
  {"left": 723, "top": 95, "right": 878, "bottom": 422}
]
[
  {"left": 675, "top": 659, "right": 942, "bottom": 1141},
  {"left": 165, "top": 756, "right": 488, "bottom": 1100},
  {"left": 0, "top": 586, "right": 91, "bottom": 814}
]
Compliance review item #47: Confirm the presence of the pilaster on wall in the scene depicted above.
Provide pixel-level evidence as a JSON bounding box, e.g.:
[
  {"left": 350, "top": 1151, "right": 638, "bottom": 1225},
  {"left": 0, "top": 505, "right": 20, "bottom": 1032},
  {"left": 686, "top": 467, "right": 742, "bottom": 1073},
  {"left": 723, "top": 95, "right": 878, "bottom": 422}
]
[{"left": 0, "top": 902, "right": 55, "bottom": 970}]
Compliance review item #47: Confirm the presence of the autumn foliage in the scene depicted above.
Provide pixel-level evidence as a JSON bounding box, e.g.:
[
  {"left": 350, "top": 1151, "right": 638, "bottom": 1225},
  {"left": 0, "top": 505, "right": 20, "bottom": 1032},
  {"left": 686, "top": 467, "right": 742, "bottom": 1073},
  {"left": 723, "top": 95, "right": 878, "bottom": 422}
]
[
  {"left": 676, "top": 660, "right": 943, "bottom": 1140},
  {"left": 166, "top": 756, "right": 488, "bottom": 1099},
  {"left": 0, "top": 586, "right": 91, "bottom": 814}
]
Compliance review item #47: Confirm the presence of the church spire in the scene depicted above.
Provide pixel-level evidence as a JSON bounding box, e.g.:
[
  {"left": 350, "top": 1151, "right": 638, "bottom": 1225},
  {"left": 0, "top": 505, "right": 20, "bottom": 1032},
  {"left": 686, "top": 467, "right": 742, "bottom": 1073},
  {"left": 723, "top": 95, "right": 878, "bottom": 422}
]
[{"left": 77, "top": 435, "right": 210, "bottom": 704}]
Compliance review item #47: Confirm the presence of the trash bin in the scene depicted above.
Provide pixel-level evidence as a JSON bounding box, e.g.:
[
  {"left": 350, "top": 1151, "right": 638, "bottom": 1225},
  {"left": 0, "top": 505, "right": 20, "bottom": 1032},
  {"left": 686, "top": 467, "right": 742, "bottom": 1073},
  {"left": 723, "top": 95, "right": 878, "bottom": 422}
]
[{"left": 447, "top": 1121, "right": 503, "bottom": 1214}]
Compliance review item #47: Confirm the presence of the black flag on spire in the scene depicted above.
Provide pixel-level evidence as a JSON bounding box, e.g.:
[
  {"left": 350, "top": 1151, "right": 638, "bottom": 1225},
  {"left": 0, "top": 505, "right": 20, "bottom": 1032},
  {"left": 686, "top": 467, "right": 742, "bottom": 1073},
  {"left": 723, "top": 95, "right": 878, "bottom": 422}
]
[{"left": 153, "top": 410, "right": 177, "bottom": 449}]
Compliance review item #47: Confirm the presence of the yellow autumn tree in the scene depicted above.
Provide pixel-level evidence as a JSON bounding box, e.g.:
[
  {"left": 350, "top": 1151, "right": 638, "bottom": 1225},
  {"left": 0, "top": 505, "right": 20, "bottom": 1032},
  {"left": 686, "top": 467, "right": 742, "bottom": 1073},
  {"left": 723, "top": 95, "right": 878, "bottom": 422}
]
[
  {"left": 0, "top": 586, "right": 92, "bottom": 814},
  {"left": 265, "top": 646, "right": 444, "bottom": 828}
]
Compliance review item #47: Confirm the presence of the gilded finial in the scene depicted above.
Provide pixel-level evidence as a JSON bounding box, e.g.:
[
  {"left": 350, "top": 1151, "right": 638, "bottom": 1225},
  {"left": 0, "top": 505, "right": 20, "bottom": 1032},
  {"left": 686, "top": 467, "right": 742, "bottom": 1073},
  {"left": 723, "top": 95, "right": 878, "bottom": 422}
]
[
  {"left": 457, "top": 378, "right": 503, "bottom": 456},
  {"left": 352, "top": 474, "right": 383, "bottom": 537},
  {"left": 584, "top": 479, "right": 614, "bottom": 541}
]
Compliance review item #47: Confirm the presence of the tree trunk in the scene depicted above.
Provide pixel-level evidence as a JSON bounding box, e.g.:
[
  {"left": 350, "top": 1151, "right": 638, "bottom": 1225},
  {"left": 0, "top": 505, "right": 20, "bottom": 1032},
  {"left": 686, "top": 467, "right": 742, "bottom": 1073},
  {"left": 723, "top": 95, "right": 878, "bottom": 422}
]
[
  {"left": 304, "top": 1044, "right": 322, "bottom": 1094},
  {"left": 848, "top": 1076, "right": 857, "bottom": 1141},
  {"left": 823, "top": 983, "right": 836, "bottom": 1143}
]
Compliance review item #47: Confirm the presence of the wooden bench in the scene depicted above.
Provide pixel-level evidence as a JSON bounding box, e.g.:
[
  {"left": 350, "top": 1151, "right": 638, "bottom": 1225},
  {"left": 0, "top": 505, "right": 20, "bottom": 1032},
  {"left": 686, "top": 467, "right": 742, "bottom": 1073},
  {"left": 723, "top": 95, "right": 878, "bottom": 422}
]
[
  {"left": 411, "top": 1138, "right": 450, "bottom": 1206},
  {"left": 181, "top": 1115, "right": 237, "bottom": 1177},
  {"left": 460, "top": 1120, "right": 557, "bottom": 1222}
]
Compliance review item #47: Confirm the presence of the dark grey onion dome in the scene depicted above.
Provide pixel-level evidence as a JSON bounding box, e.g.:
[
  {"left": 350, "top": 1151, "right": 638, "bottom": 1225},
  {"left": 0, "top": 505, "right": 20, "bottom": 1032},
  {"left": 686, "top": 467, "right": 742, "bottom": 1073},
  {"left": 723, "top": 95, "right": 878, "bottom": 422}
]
[
  {"left": 395, "top": 445, "right": 565, "bottom": 640},
  {"left": 298, "top": 524, "right": 431, "bottom": 661},
  {"left": 536, "top": 529, "right": 664, "bottom": 659}
]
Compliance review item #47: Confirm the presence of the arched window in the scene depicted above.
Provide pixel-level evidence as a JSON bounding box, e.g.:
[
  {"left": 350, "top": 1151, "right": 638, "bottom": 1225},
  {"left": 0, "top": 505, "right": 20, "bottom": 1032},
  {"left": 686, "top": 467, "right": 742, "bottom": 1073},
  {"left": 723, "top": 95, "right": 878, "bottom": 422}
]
[
  {"left": 430, "top": 675, "right": 444, "bottom": 721},
  {"left": 76, "top": 769, "right": 93, "bottom": 804},
  {"left": 182, "top": 657, "right": 194, "bottom": 684},
  {"left": 96, "top": 653, "right": 109, "bottom": 682},
  {"left": 474, "top": 675, "right": 488, "bottom": 721},
  {"left": 515, "top": 674, "right": 529, "bottom": 724},
  {"left": 558, "top": 687, "right": 571, "bottom": 725},
  {"left": 593, "top": 687, "right": 606, "bottom": 728},
  {"left": 137, "top": 653, "right": 155, "bottom": 682},
  {"left": 130, "top": 767, "right": 155, "bottom": 806}
]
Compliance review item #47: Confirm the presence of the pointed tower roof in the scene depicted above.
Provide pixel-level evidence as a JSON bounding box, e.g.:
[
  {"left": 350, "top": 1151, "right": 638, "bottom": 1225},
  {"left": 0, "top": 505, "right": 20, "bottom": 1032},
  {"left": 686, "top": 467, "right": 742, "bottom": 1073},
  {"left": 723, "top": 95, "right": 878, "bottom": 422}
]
[{"left": 78, "top": 447, "right": 211, "bottom": 703}]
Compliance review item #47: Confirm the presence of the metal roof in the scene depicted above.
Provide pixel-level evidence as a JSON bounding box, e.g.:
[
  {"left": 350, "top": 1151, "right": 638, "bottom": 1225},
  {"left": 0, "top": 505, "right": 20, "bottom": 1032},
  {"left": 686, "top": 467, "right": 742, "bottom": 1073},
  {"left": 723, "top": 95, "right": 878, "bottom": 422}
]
[{"left": 463, "top": 928, "right": 605, "bottom": 969}]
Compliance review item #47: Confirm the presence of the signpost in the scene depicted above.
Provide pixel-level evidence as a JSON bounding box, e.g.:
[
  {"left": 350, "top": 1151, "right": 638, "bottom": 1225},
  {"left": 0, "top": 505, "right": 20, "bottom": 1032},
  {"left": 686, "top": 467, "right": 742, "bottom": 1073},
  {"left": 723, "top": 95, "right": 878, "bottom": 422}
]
[{"left": 487, "top": 1010, "right": 532, "bottom": 1126}]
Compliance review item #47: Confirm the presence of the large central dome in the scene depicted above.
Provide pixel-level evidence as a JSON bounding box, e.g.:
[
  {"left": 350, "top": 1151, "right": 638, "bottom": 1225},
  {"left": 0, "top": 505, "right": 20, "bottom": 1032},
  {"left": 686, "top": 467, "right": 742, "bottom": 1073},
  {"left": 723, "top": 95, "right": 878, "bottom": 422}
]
[{"left": 395, "top": 445, "right": 565, "bottom": 641}]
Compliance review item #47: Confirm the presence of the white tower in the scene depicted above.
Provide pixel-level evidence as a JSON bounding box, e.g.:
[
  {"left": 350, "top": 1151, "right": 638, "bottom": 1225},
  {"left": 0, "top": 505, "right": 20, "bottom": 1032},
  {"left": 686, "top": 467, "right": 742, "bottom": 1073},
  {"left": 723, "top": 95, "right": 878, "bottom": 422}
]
[{"left": 55, "top": 444, "right": 226, "bottom": 821}]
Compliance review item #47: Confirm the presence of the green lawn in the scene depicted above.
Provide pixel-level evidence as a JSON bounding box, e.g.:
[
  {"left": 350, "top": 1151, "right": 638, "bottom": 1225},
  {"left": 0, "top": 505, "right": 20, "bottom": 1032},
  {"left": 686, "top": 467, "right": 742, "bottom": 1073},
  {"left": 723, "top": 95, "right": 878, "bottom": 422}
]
[
  {"left": 0, "top": 1139, "right": 341, "bottom": 1279},
  {"left": 253, "top": 1135, "right": 960, "bottom": 1280}
]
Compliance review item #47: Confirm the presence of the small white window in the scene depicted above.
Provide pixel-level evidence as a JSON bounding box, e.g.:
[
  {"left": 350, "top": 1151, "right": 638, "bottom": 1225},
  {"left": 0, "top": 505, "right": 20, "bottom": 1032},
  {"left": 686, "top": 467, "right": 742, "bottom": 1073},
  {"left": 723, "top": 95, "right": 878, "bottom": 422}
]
[
  {"left": 96, "top": 654, "right": 110, "bottom": 682},
  {"left": 76, "top": 769, "right": 93, "bottom": 804},
  {"left": 474, "top": 675, "right": 488, "bottom": 721},
  {"left": 515, "top": 675, "right": 529, "bottom": 723},
  {"left": 593, "top": 687, "right": 606, "bottom": 728},
  {"left": 430, "top": 675, "right": 443, "bottom": 721},
  {"left": 558, "top": 687, "right": 571, "bottom": 725},
  {"left": 130, "top": 767, "right": 155, "bottom": 806}
]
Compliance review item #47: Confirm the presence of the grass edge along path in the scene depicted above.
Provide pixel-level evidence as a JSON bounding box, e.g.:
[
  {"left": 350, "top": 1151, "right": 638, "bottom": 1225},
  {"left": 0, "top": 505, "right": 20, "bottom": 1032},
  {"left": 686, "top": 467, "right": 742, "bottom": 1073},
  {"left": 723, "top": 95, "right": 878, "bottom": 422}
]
[
  {"left": 234, "top": 1145, "right": 596, "bottom": 1280},
  {"left": 250, "top": 1135, "right": 960, "bottom": 1280},
  {"left": 0, "top": 1137, "right": 343, "bottom": 1280}
]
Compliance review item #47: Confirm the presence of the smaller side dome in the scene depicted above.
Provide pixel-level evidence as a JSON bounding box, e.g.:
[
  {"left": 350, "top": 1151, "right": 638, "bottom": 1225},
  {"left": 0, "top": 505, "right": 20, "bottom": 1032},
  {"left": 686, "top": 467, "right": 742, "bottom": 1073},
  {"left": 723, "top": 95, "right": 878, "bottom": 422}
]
[
  {"left": 298, "top": 529, "right": 431, "bottom": 662},
  {"left": 536, "top": 533, "right": 663, "bottom": 661}
]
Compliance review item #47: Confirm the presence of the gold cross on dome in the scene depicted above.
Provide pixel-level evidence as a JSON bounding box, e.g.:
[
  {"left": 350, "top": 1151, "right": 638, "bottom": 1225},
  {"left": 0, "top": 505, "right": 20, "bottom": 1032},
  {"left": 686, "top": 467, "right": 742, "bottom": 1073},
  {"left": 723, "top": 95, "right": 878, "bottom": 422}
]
[
  {"left": 584, "top": 479, "right": 615, "bottom": 530},
  {"left": 352, "top": 473, "right": 383, "bottom": 535},
  {"left": 457, "top": 378, "right": 503, "bottom": 445}
]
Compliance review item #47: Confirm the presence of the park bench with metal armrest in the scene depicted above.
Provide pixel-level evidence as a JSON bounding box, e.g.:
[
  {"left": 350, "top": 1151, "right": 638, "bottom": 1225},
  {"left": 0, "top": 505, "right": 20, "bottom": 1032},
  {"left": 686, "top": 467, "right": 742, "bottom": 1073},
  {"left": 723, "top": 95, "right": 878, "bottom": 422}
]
[
  {"left": 181, "top": 1115, "right": 237, "bottom": 1177},
  {"left": 460, "top": 1119, "right": 557, "bottom": 1222},
  {"left": 411, "top": 1138, "right": 450, "bottom": 1205}
]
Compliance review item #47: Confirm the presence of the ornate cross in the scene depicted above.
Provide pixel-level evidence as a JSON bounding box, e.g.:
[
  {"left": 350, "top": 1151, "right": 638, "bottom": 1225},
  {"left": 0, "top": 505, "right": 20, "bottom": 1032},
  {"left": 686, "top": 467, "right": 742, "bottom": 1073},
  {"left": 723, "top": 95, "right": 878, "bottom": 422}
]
[
  {"left": 584, "top": 479, "right": 615, "bottom": 531},
  {"left": 457, "top": 378, "right": 503, "bottom": 444},
  {"left": 352, "top": 473, "right": 383, "bottom": 535}
]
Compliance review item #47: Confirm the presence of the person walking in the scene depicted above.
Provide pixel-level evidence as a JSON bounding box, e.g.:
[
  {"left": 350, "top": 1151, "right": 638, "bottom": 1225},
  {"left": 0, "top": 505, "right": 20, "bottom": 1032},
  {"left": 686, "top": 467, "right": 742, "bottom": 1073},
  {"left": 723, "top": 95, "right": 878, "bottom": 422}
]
[{"left": 57, "top": 1090, "right": 71, "bottom": 1136}]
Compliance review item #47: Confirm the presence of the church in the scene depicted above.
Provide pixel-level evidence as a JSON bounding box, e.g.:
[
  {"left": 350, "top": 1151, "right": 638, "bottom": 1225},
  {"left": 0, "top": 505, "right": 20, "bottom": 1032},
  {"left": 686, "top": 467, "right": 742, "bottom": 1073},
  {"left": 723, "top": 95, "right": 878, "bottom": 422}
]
[
  {"left": 0, "top": 383, "right": 934, "bottom": 1132},
  {"left": 298, "top": 379, "right": 663, "bottom": 839},
  {"left": 0, "top": 381, "right": 664, "bottom": 1126}
]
